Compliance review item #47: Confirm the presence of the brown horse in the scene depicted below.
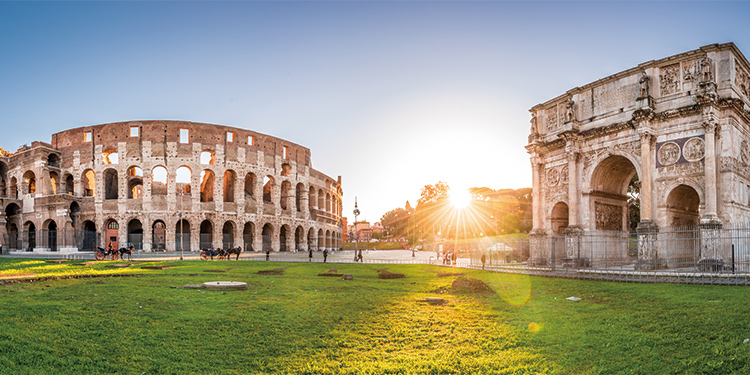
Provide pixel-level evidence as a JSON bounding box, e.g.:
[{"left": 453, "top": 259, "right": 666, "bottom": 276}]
[
  {"left": 118, "top": 247, "right": 132, "bottom": 261},
  {"left": 226, "top": 246, "right": 242, "bottom": 260}
]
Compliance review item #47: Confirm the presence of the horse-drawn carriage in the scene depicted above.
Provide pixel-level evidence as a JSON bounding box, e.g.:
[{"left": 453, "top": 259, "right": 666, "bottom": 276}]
[{"left": 200, "top": 247, "right": 242, "bottom": 260}]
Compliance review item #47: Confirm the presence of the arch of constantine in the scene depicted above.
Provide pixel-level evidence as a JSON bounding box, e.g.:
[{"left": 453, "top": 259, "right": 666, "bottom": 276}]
[
  {"left": 527, "top": 43, "right": 750, "bottom": 269},
  {"left": 0, "top": 121, "right": 344, "bottom": 253}
]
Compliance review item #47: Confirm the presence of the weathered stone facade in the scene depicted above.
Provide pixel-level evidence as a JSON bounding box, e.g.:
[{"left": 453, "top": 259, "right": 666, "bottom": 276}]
[
  {"left": 527, "top": 43, "right": 750, "bottom": 265},
  {"left": 0, "top": 121, "right": 343, "bottom": 253}
]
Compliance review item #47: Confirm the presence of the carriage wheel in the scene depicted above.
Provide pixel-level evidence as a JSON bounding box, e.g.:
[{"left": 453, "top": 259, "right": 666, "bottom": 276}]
[
  {"left": 111, "top": 253, "right": 119, "bottom": 261},
  {"left": 200, "top": 253, "right": 208, "bottom": 261},
  {"left": 95, "top": 252, "right": 105, "bottom": 261}
]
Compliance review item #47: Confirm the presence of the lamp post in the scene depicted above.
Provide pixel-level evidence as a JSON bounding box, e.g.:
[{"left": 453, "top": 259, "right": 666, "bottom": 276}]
[
  {"left": 353, "top": 197, "right": 360, "bottom": 262},
  {"left": 179, "top": 189, "right": 184, "bottom": 261}
]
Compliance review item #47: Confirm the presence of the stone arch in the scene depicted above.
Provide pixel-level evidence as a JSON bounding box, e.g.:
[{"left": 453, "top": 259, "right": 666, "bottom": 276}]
[
  {"left": 127, "top": 166, "right": 144, "bottom": 199},
  {"left": 175, "top": 219, "right": 191, "bottom": 252},
  {"left": 222, "top": 221, "right": 235, "bottom": 249},
  {"left": 22, "top": 170, "right": 36, "bottom": 195},
  {"left": 0, "top": 161, "right": 7, "bottom": 197},
  {"left": 223, "top": 170, "right": 237, "bottom": 203},
  {"left": 262, "top": 223, "right": 274, "bottom": 251},
  {"left": 307, "top": 228, "right": 316, "bottom": 250},
  {"left": 82, "top": 169, "right": 96, "bottom": 197},
  {"left": 550, "top": 202, "right": 569, "bottom": 234},
  {"left": 24, "top": 221, "right": 36, "bottom": 251},
  {"left": 69, "top": 201, "right": 81, "bottom": 230},
  {"left": 325, "top": 229, "right": 332, "bottom": 250},
  {"left": 263, "top": 176, "right": 274, "bottom": 203},
  {"left": 152, "top": 166, "right": 168, "bottom": 196},
  {"left": 81, "top": 220, "right": 97, "bottom": 251},
  {"left": 127, "top": 219, "right": 143, "bottom": 250},
  {"left": 199, "top": 219, "right": 213, "bottom": 249},
  {"left": 9, "top": 177, "right": 17, "bottom": 198},
  {"left": 103, "top": 168, "right": 118, "bottom": 200},
  {"left": 317, "top": 189, "right": 325, "bottom": 211},
  {"left": 308, "top": 186, "right": 316, "bottom": 211},
  {"left": 175, "top": 166, "right": 192, "bottom": 195},
  {"left": 46, "top": 153, "right": 60, "bottom": 168},
  {"left": 48, "top": 171, "right": 59, "bottom": 195},
  {"left": 200, "top": 150, "right": 216, "bottom": 165},
  {"left": 296, "top": 183, "right": 305, "bottom": 212},
  {"left": 105, "top": 219, "right": 119, "bottom": 249},
  {"left": 64, "top": 173, "right": 74, "bottom": 195},
  {"left": 243, "top": 222, "right": 255, "bottom": 251},
  {"left": 200, "top": 170, "right": 215, "bottom": 202},
  {"left": 102, "top": 149, "right": 118, "bottom": 164},
  {"left": 587, "top": 155, "right": 639, "bottom": 231},
  {"left": 152, "top": 220, "right": 167, "bottom": 251},
  {"left": 665, "top": 184, "right": 701, "bottom": 227},
  {"left": 43, "top": 219, "right": 58, "bottom": 251},
  {"left": 279, "top": 224, "right": 290, "bottom": 252},
  {"left": 318, "top": 228, "right": 325, "bottom": 250}
]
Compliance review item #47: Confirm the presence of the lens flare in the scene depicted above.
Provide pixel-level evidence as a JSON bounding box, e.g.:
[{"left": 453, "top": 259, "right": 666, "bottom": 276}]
[{"left": 449, "top": 188, "right": 471, "bottom": 208}]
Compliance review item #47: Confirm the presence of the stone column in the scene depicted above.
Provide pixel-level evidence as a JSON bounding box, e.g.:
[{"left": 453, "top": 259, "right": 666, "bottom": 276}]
[
  {"left": 702, "top": 120, "right": 720, "bottom": 223},
  {"left": 567, "top": 152, "right": 579, "bottom": 227},
  {"left": 638, "top": 130, "right": 655, "bottom": 222}
]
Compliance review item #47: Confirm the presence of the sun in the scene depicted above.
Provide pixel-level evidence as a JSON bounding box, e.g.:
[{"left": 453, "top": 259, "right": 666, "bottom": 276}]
[{"left": 450, "top": 187, "right": 471, "bottom": 209}]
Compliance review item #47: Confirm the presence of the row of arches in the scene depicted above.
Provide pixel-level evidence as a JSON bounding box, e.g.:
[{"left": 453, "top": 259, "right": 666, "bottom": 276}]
[{"left": 0, "top": 164, "right": 343, "bottom": 217}]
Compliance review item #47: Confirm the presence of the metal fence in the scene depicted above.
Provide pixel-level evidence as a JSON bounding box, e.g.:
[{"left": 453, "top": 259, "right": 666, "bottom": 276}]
[
  {"left": 520, "top": 225, "right": 750, "bottom": 283},
  {"left": 2, "top": 230, "right": 100, "bottom": 253}
]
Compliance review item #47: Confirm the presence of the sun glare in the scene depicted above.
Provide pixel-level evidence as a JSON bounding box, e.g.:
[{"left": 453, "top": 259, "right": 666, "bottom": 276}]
[{"left": 450, "top": 188, "right": 471, "bottom": 208}]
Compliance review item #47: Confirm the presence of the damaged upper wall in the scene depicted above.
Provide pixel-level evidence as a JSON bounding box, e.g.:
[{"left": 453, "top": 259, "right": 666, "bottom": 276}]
[{"left": 529, "top": 42, "right": 750, "bottom": 141}]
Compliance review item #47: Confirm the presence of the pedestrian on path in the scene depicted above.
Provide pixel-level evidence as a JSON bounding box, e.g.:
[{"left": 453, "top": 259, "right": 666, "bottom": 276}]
[
  {"left": 309, "top": 249, "right": 313, "bottom": 262},
  {"left": 323, "top": 249, "right": 328, "bottom": 263},
  {"left": 266, "top": 248, "right": 270, "bottom": 261},
  {"left": 481, "top": 253, "right": 486, "bottom": 270}
]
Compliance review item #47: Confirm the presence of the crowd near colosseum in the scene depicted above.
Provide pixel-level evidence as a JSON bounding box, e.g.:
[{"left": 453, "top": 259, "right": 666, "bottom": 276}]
[{"left": 0, "top": 121, "right": 344, "bottom": 254}]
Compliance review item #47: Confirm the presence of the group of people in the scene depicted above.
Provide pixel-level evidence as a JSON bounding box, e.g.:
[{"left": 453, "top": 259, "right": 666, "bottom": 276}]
[
  {"left": 308, "top": 248, "right": 330, "bottom": 263},
  {"left": 441, "top": 251, "right": 458, "bottom": 265}
]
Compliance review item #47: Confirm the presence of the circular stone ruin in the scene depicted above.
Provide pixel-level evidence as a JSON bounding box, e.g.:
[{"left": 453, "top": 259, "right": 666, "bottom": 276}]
[{"left": 203, "top": 281, "right": 248, "bottom": 290}]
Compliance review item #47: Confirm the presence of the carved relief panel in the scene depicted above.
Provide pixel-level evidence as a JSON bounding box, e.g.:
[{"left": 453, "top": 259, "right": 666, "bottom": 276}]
[
  {"left": 660, "top": 63, "right": 681, "bottom": 96},
  {"left": 595, "top": 202, "right": 622, "bottom": 231},
  {"left": 736, "top": 65, "right": 750, "bottom": 98},
  {"left": 655, "top": 136, "right": 705, "bottom": 168}
]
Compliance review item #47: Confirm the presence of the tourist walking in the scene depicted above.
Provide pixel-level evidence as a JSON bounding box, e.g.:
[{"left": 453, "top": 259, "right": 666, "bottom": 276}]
[
  {"left": 357, "top": 249, "right": 363, "bottom": 262},
  {"left": 481, "top": 253, "right": 486, "bottom": 270},
  {"left": 265, "top": 248, "right": 270, "bottom": 261},
  {"left": 323, "top": 249, "right": 328, "bottom": 263},
  {"left": 309, "top": 249, "right": 313, "bottom": 262}
]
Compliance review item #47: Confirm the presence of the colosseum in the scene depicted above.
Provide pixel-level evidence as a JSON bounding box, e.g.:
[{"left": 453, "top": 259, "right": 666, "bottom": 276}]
[{"left": 0, "top": 121, "right": 344, "bottom": 254}]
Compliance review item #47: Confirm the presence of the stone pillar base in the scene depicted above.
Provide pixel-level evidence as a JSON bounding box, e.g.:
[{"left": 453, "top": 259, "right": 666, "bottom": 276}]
[
  {"left": 528, "top": 229, "right": 548, "bottom": 266},
  {"left": 636, "top": 220, "right": 660, "bottom": 270},
  {"left": 699, "top": 221, "right": 724, "bottom": 270}
]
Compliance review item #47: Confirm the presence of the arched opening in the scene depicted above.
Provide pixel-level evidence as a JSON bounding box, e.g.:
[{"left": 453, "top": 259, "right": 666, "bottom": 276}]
[
  {"left": 243, "top": 222, "right": 254, "bottom": 251},
  {"left": 200, "top": 150, "right": 216, "bottom": 165},
  {"left": 318, "top": 189, "right": 325, "bottom": 211},
  {"left": 104, "top": 169, "right": 118, "bottom": 200},
  {"left": 127, "top": 219, "right": 143, "bottom": 250},
  {"left": 82, "top": 170, "right": 96, "bottom": 197},
  {"left": 279, "top": 225, "right": 288, "bottom": 252},
  {"left": 263, "top": 176, "right": 274, "bottom": 203},
  {"left": 127, "top": 167, "right": 144, "bottom": 199},
  {"left": 152, "top": 166, "right": 168, "bottom": 196},
  {"left": 307, "top": 228, "right": 316, "bottom": 251},
  {"left": 176, "top": 166, "right": 192, "bottom": 195},
  {"left": 103, "top": 149, "right": 118, "bottom": 164},
  {"left": 23, "top": 171, "right": 36, "bottom": 195},
  {"left": 223, "top": 170, "right": 236, "bottom": 203},
  {"left": 551, "top": 202, "right": 569, "bottom": 234},
  {"left": 223, "top": 221, "right": 235, "bottom": 249},
  {"left": 7, "top": 223, "right": 19, "bottom": 251},
  {"left": 200, "top": 170, "right": 215, "bottom": 202},
  {"left": 46, "top": 220, "right": 58, "bottom": 251},
  {"left": 295, "top": 226, "right": 304, "bottom": 251},
  {"left": 589, "top": 155, "right": 637, "bottom": 231},
  {"left": 69, "top": 202, "right": 81, "bottom": 232},
  {"left": 296, "top": 183, "right": 304, "bottom": 212},
  {"left": 666, "top": 185, "right": 701, "bottom": 227},
  {"left": 48, "top": 171, "right": 59, "bottom": 195},
  {"left": 175, "top": 219, "right": 191, "bottom": 252},
  {"left": 318, "top": 229, "right": 324, "bottom": 250},
  {"left": 5, "top": 204, "right": 21, "bottom": 250},
  {"left": 280, "top": 181, "right": 291, "bottom": 210},
  {"left": 309, "top": 186, "right": 316, "bottom": 211},
  {"left": 262, "top": 224, "right": 273, "bottom": 251},
  {"left": 152, "top": 221, "right": 166, "bottom": 251},
  {"left": 105, "top": 219, "right": 119, "bottom": 250},
  {"left": 24, "top": 221, "right": 36, "bottom": 251},
  {"left": 200, "top": 220, "right": 213, "bottom": 249},
  {"left": 47, "top": 153, "right": 60, "bottom": 168},
  {"left": 326, "top": 193, "right": 331, "bottom": 213},
  {"left": 81, "top": 220, "right": 97, "bottom": 251},
  {"left": 65, "top": 174, "right": 74, "bottom": 195},
  {"left": 244, "top": 173, "right": 256, "bottom": 199}
]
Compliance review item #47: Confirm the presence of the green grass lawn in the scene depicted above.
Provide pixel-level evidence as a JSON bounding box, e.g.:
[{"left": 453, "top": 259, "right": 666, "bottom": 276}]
[{"left": 1, "top": 258, "right": 749, "bottom": 374}]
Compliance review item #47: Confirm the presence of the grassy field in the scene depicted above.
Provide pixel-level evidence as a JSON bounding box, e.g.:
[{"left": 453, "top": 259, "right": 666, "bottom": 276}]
[{"left": 1, "top": 258, "right": 749, "bottom": 374}]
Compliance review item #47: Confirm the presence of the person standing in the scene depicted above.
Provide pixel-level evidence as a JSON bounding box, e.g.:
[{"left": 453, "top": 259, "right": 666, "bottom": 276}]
[
  {"left": 481, "top": 253, "right": 486, "bottom": 270},
  {"left": 323, "top": 249, "right": 328, "bottom": 263},
  {"left": 265, "top": 248, "right": 270, "bottom": 261},
  {"left": 357, "top": 249, "right": 363, "bottom": 262},
  {"left": 309, "top": 248, "right": 313, "bottom": 262}
]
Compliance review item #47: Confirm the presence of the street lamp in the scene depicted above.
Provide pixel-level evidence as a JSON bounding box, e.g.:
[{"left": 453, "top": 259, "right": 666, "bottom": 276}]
[{"left": 353, "top": 197, "right": 360, "bottom": 262}]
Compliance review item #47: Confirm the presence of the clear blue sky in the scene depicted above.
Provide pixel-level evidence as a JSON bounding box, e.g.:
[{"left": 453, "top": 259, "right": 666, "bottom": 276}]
[{"left": 1, "top": 1, "right": 749, "bottom": 222}]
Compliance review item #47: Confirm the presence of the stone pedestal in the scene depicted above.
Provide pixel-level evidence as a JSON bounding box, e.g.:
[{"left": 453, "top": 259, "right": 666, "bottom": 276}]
[
  {"left": 698, "top": 221, "right": 724, "bottom": 267},
  {"left": 636, "top": 220, "right": 659, "bottom": 270},
  {"left": 528, "top": 229, "right": 548, "bottom": 266}
]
